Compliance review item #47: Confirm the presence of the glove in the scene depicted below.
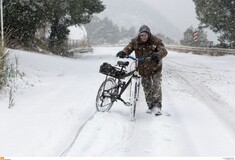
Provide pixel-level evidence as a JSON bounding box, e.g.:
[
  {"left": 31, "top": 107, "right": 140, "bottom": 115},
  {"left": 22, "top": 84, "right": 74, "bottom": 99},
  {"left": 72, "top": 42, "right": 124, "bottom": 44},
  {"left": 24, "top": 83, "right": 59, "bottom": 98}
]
[
  {"left": 116, "top": 51, "right": 127, "bottom": 58},
  {"left": 151, "top": 53, "right": 161, "bottom": 63}
]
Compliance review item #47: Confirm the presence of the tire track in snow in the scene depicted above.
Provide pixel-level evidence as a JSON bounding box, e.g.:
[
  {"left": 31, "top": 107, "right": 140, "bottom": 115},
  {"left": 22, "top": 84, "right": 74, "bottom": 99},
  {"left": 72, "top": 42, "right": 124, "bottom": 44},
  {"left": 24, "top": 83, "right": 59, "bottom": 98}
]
[
  {"left": 165, "top": 61, "right": 235, "bottom": 132},
  {"left": 100, "top": 119, "right": 136, "bottom": 155},
  {"left": 60, "top": 111, "right": 97, "bottom": 157}
]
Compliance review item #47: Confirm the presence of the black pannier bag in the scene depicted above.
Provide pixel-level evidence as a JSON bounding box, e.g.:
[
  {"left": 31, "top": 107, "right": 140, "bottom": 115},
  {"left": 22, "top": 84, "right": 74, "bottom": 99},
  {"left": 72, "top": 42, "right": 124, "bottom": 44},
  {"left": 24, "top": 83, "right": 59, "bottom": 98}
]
[{"left": 99, "top": 62, "right": 126, "bottom": 78}]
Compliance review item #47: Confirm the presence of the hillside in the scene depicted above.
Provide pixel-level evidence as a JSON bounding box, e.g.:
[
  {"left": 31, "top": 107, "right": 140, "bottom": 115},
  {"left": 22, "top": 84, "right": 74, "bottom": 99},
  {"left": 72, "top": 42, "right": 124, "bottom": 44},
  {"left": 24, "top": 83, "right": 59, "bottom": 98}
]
[{"left": 98, "top": 0, "right": 182, "bottom": 40}]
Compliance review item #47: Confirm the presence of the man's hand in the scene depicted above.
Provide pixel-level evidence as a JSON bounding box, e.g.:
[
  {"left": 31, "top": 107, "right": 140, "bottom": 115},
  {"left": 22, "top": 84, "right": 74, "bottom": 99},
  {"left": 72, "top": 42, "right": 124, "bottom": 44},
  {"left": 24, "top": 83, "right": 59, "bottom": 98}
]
[
  {"left": 151, "top": 53, "right": 161, "bottom": 63},
  {"left": 116, "top": 51, "right": 127, "bottom": 58}
]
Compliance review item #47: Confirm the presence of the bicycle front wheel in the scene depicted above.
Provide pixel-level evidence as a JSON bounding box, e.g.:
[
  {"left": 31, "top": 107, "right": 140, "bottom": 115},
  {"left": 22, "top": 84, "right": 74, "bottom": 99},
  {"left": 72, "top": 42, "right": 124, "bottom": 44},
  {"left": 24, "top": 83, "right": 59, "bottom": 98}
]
[
  {"left": 96, "top": 78, "right": 117, "bottom": 112},
  {"left": 129, "top": 77, "right": 140, "bottom": 121}
]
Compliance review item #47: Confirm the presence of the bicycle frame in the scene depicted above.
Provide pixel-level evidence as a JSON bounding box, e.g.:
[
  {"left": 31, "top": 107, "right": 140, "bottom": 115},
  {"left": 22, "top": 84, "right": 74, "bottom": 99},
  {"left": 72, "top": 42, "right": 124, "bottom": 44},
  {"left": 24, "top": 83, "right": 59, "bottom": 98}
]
[
  {"left": 102, "top": 56, "right": 141, "bottom": 105},
  {"left": 96, "top": 55, "right": 148, "bottom": 120}
]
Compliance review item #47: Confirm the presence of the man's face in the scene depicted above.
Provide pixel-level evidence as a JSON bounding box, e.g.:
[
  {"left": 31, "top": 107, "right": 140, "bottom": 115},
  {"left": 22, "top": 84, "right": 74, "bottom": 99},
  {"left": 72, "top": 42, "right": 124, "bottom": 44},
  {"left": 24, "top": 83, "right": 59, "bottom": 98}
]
[{"left": 139, "top": 33, "right": 149, "bottom": 42}]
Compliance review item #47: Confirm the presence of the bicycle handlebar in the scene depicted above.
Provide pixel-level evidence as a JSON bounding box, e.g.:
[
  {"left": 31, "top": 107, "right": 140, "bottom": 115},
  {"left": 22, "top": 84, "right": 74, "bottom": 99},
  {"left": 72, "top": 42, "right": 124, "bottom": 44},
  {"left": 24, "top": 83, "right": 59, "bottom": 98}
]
[{"left": 126, "top": 56, "right": 145, "bottom": 61}]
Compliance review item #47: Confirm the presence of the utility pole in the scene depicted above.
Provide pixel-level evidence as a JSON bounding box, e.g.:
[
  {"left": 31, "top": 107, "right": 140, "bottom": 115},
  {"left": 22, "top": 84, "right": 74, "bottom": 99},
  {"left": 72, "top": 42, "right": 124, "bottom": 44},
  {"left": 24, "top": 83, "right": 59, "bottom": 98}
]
[
  {"left": 0, "top": 0, "right": 4, "bottom": 47},
  {"left": 194, "top": 30, "right": 198, "bottom": 47}
]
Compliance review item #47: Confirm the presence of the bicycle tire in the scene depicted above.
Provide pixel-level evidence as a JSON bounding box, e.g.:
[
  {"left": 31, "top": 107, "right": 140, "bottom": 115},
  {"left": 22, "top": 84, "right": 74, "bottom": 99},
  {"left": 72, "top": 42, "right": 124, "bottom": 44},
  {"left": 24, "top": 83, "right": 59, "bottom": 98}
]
[
  {"left": 96, "top": 78, "right": 117, "bottom": 112},
  {"left": 130, "top": 77, "right": 140, "bottom": 121}
]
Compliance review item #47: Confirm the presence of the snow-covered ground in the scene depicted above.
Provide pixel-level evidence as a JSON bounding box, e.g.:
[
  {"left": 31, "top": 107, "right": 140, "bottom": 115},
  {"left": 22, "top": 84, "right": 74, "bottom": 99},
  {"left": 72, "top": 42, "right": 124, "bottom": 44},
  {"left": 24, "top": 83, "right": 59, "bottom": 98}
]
[{"left": 0, "top": 47, "right": 235, "bottom": 157}]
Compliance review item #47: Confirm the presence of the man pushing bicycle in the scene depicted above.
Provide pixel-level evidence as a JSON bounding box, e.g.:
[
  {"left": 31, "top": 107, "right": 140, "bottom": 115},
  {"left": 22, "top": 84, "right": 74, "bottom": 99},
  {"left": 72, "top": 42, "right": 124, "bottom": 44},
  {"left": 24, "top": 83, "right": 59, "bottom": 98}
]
[{"left": 116, "top": 25, "right": 168, "bottom": 116}]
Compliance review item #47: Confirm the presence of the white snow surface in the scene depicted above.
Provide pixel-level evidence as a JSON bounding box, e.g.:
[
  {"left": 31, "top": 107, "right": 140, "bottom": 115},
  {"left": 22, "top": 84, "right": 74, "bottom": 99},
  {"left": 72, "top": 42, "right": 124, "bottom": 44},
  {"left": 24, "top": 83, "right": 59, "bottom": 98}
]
[{"left": 0, "top": 47, "right": 235, "bottom": 157}]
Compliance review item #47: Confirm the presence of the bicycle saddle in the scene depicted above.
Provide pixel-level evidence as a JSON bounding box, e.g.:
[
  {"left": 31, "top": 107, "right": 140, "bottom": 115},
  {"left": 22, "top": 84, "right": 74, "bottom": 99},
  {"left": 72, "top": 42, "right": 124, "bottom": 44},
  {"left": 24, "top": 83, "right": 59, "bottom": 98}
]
[{"left": 117, "top": 61, "right": 129, "bottom": 67}]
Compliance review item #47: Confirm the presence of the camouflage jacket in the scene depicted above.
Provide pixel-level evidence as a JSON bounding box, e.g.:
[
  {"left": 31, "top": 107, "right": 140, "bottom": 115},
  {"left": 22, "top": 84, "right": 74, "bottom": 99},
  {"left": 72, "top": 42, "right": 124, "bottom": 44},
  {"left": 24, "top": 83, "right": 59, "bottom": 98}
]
[{"left": 122, "top": 35, "right": 168, "bottom": 77}]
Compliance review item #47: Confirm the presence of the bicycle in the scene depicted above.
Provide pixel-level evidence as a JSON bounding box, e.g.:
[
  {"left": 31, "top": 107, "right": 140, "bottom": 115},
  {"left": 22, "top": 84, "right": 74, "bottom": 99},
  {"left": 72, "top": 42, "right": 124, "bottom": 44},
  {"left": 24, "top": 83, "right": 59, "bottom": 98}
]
[{"left": 96, "top": 55, "right": 145, "bottom": 121}]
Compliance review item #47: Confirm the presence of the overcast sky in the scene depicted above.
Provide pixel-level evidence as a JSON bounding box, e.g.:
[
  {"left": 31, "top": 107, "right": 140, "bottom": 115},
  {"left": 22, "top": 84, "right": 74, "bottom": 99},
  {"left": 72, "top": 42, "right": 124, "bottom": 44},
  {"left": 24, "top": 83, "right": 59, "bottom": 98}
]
[
  {"left": 143, "top": 0, "right": 199, "bottom": 31},
  {"left": 142, "top": 0, "right": 219, "bottom": 42},
  {"left": 100, "top": 0, "right": 219, "bottom": 42}
]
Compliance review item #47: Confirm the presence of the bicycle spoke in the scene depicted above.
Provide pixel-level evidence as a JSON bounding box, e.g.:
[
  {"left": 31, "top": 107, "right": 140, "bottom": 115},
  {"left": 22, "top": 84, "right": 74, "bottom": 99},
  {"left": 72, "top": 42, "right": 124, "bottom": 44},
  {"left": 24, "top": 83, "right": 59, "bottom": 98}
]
[{"left": 96, "top": 78, "right": 117, "bottom": 112}]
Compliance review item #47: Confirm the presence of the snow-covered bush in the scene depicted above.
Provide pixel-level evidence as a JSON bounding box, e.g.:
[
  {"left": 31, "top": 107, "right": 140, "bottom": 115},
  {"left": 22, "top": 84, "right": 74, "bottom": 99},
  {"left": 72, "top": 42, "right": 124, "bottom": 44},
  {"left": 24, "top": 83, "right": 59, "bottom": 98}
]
[{"left": 0, "top": 40, "right": 24, "bottom": 107}]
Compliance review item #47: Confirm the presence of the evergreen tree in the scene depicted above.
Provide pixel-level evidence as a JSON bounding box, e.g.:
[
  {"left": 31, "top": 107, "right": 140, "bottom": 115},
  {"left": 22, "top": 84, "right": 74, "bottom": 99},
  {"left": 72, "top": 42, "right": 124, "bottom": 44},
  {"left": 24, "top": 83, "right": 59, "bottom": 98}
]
[
  {"left": 193, "top": 0, "right": 235, "bottom": 43},
  {"left": 155, "top": 33, "right": 175, "bottom": 44},
  {"left": 180, "top": 27, "right": 194, "bottom": 46},
  {"left": 85, "top": 17, "right": 120, "bottom": 45},
  {"left": 85, "top": 17, "right": 136, "bottom": 45},
  {"left": 119, "top": 26, "right": 136, "bottom": 41},
  {"left": 44, "top": 0, "right": 105, "bottom": 54},
  {"left": 4, "top": 0, "right": 47, "bottom": 46},
  {"left": 3, "top": 0, "right": 105, "bottom": 54}
]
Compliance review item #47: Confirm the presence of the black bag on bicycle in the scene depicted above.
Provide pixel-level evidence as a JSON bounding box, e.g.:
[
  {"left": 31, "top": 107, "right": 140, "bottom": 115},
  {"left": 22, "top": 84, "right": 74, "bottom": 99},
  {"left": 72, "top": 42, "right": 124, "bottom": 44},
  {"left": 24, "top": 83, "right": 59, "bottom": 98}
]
[{"left": 99, "top": 62, "right": 126, "bottom": 79}]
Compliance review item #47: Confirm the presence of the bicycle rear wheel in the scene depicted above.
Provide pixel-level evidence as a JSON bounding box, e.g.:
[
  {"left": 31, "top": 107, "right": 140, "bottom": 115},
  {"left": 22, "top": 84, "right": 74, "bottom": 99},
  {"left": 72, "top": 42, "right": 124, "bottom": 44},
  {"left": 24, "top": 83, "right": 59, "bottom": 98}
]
[
  {"left": 96, "top": 78, "right": 117, "bottom": 112},
  {"left": 129, "top": 77, "right": 140, "bottom": 121}
]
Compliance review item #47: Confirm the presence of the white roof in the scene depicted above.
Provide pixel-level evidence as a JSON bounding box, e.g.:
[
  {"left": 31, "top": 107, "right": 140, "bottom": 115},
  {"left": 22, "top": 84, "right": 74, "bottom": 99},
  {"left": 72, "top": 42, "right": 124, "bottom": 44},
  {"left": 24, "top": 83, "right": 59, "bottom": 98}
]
[{"left": 68, "top": 25, "right": 87, "bottom": 41}]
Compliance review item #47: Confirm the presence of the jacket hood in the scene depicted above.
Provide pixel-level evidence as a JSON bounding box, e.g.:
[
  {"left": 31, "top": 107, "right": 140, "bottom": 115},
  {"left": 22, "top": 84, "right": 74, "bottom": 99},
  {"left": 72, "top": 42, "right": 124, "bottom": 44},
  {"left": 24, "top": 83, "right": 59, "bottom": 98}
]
[
  {"left": 138, "top": 25, "right": 151, "bottom": 36},
  {"left": 137, "top": 25, "right": 152, "bottom": 44}
]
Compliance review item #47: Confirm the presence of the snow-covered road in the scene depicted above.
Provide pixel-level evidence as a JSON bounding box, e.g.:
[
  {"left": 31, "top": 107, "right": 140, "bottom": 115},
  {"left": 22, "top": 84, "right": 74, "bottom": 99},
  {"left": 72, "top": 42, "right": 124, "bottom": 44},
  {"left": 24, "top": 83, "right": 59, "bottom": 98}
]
[{"left": 0, "top": 47, "right": 235, "bottom": 157}]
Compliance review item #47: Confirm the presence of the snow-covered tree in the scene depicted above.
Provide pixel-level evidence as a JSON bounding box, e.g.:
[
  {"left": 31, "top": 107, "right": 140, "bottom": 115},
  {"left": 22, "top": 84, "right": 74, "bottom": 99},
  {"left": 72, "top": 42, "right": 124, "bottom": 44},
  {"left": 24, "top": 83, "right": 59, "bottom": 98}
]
[
  {"left": 193, "top": 0, "right": 235, "bottom": 43},
  {"left": 3, "top": 0, "right": 105, "bottom": 54},
  {"left": 4, "top": 0, "right": 47, "bottom": 47},
  {"left": 86, "top": 17, "right": 120, "bottom": 44},
  {"left": 46, "top": 0, "right": 105, "bottom": 54},
  {"left": 85, "top": 16, "right": 136, "bottom": 45},
  {"left": 155, "top": 33, "right": 176, "bottom": 44}
]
